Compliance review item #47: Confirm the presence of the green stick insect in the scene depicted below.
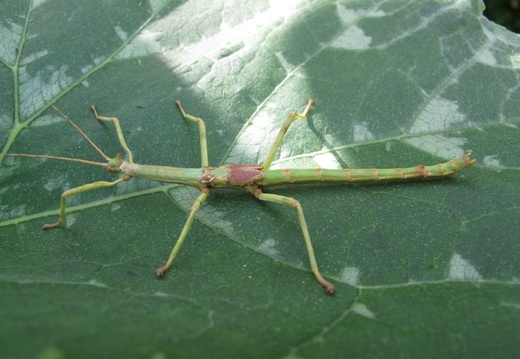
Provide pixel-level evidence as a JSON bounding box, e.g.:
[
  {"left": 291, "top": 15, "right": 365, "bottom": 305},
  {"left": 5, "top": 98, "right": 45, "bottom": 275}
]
[{"left": 1, "top": 99, "right": 476, "bottom": 295}]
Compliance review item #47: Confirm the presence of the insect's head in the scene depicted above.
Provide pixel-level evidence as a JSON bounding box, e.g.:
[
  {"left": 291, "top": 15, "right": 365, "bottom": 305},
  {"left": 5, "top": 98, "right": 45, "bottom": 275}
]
[{"left": 106, "top": 153, "right": 124, "bottom": 173}]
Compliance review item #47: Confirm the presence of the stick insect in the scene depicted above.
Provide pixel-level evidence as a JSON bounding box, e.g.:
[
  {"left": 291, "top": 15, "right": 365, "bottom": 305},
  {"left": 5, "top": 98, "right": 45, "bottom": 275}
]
[{"left": 1, "top": 99, "right": 476, "bottom": 295}]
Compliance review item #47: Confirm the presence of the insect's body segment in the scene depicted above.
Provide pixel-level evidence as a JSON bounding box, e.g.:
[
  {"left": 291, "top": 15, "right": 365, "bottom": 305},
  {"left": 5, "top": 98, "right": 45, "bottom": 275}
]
[
  {"left": 114, "top": 154, "right": 475, "bottom": 190},
  {"left": 1, "top": 99, "right": 476, "bottom": 295},
  {"left": 112, "top": 162, "right": 265, "bottom": 190},
  {"left": 260, "top": 154, "right": 475, "bottom": 186}
]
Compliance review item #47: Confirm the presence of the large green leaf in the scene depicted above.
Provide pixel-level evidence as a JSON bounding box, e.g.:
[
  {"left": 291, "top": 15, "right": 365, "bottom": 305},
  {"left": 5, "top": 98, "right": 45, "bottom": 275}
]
[{"left": 1, "top": 0, "right": 519, "bottom": 357}]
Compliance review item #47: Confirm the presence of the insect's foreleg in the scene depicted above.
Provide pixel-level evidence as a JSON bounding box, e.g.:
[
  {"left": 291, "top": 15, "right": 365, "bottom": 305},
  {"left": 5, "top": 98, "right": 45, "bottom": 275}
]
[
  {"left": 90, "top": 105, "right": 134, "bottom": 163},
  {"left": 42, "top": 176, "right": 131, "bottom": 230},
  {"left": 253, "top": 189, "right": 336, "bottom": 295},
  {"left": 174, "top": 101, "right": 209, "bottom": 167},
  {"left": 155, "top": 189, "right": 209, "bottom": 277},
  {"left": 263, "top": 99, "right": 314, "bottom": 170}
]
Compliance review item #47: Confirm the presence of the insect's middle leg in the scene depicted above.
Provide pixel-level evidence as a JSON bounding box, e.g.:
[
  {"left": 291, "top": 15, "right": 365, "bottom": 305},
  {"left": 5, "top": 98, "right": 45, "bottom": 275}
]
[
  {"left": 253, "top": 189, "right": 336, "bottom": 295},
  {"left": 155, "top": 188, "right": 209, "bottom": 278},
  {"left": 262, "top": 99, "right": 314, "bottom": 170}
]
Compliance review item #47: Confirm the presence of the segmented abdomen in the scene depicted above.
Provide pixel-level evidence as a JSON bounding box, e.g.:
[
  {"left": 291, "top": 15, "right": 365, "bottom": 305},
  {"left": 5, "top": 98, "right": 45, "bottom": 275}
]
[{"left": 261, "top": 153, "right": 475, "bottom": 187}]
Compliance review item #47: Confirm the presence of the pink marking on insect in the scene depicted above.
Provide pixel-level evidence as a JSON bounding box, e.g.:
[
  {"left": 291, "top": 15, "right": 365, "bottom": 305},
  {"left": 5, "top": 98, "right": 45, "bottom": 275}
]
[{"left": 225, "top": 164, "right": 264, "bottom": 186}]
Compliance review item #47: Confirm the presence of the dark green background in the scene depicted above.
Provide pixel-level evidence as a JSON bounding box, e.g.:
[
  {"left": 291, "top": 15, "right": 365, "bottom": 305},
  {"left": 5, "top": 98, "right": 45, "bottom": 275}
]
[{"left": 484, "top": 0, "right": 520, "bottom": 33}]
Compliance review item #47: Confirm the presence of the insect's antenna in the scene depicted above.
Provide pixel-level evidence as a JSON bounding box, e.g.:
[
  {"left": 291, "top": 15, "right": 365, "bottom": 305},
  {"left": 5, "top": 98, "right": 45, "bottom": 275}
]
[
  {"left": 46, "top": 101, "right": 111, "bottom": 161},
  {"left": 1, "top": 154, "right": 109, "bottom": 168}
]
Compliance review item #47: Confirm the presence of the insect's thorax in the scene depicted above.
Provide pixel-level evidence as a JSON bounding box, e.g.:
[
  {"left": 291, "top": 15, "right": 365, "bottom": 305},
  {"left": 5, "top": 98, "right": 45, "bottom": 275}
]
[
  {"left": 205, "top": 164, "right": 265, "bottom": 188},
  {"left": 122, "top": 162, "right": 265, "bottom": 190}
]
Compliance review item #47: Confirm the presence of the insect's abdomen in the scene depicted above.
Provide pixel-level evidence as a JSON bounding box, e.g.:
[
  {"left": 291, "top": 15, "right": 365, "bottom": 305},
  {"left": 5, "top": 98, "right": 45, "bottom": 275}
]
[{"left": 261, "top": 153, "right": 475, "bottom": 186}]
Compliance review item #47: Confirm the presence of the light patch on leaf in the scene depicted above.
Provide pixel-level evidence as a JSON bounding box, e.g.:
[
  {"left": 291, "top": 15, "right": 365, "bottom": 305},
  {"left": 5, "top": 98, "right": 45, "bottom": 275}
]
[
  {"left": 64, "top": 214, "right": 76, "bottom": 227},
  {"left": 20, "top": 49, "right": 48, "bottom": 66},
  {"left": 511, "top": 53, "right": 520, "bottom": 69},
  {"left": 0, "top": 204, "right": 26, "bottom": 221},
  {"left": 501, "top": 302, "right": 520, "bottom": 309},
  {"left": 92, "top": 55, "right": 105, "bottom": 66},
  {"left": 257, "top": 238, "right": 279, "bottom": 257},
  {"left": 32, "top": 0, "right": 46, "bottom": 7},
  {"left": 335, "top": 4, "right": 386, "bottom": 23},
  {"left": 0, "top": 20, "right": 23, "bottom": 64},
  {"left": 477, "top": 49, "right": 497, "bottom": 66},
  {"left": 149, "top": 0, "right": 170, "bottom": 13},
  {"left": 199, "top": 204, "right": 235, "bottom": 233},
  {"left": 336, "top": 4, "right": 361, "bottom": 23},
  {"left": 351, "top": 303, "right": 375, "bottom": 319},
  {"left": 121, "top": 0, "right": 306, "bottom": 68},
  {"left": 402, "top": 134, "right": 468, "bottom": 160},
  {"left": 43, "top": 176, "right": 69, "bottom": 192},
  {"left": 32, "top": 114, "right": 64, "bottom": 127},
  {"left": 353, "top": 121, "right": 375, "bottom": 142},
  {"left": 170, "top": 186, "right": 235, "bottom": 234},
  {"left": 227, "top": 110, "right": 277, "bottom": 164},
  {"left": 409, "top": 97, "right": 466, "bottom": 135},
  {"left": 482, "top": 155, "right": 503, "bottom": 168},
  {"left": 114, "top": 25, "right": 128, "bottom": 41},
  {"left": 448, "top": 253, "right": 483, "bottom": 280},
  {"left": 86, "top": 279, "right": 107, "bottom": 288},
  {"left": 340, "top": 266, "right": 359, "bottom": 285},
  {"left": 0, "top": 113, "right": 9, "bottom": 129},
  {"left": 117, "top": 0, "right": 314, "bottom": 109},
  {"left": 0, "top": 159, "right": 20, "bottom": 173},
  {"left": 80, "top": 63, "right": 94, "bottom": 75},
  {"left": 270, "top": 156, "right": 317, "bottom": 170},
  {"left": 331, "top": 4, "right": 383, "bottom": 50},
  {"left": 19, "top": 65, "right": 74, "bottom": 118},
  {"left": 313, "top": 152, "right": 340, "bottom": 169},
  {"left": 153, "top": 291, "right": 172, "bottom": 297},
  {"left": 330, "top": 25, "right": 372, "bottom": 50},
  {"left": 117, "top": 30, "right": 162, "bottom": 58},
  {"left": 275, "top": 51, "right": 294, "bottom": 73}
]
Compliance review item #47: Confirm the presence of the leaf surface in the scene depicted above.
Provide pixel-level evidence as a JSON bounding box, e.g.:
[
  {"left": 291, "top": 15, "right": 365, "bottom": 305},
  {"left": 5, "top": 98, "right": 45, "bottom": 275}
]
[{"left": 1, "top": 0, "right": 519, "bottom": 358}]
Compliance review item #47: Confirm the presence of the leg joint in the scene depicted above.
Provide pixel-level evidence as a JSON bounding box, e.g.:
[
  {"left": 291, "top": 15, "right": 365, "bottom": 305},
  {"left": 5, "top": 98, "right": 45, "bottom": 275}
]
[
  {"left": 252, "top": 187, "right": 263, "bottom": 199},
  {"left": 289, "top": 198, "right": 300, "bottom": 208}
]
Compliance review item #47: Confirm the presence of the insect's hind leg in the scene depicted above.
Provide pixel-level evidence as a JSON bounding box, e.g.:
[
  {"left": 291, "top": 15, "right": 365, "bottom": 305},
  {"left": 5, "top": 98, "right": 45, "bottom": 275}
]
[
  {"left": 262, "top": 99, "right": 314, "bottom": 170},
  {"left": 90, "top": 105, "right": 134, "bottom": 163},
  {"left": 253, "top": 188, "right": 336, "bottom": 295},
  {"left": 174, "top": 101, "right": 209, "bottom": 167},
  {"left": 155, "top": 189, "right": 209, "bottom": 277}
]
